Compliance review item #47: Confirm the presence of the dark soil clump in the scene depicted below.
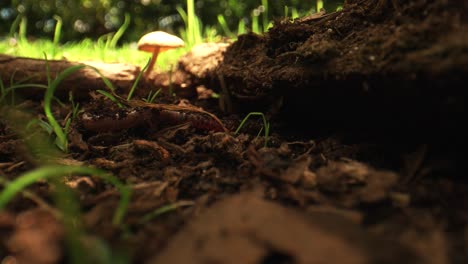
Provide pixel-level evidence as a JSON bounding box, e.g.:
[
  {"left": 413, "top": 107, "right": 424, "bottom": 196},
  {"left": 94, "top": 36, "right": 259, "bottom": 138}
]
[{"left": 1, "top": 0, "right": 467, "bottom": 263}]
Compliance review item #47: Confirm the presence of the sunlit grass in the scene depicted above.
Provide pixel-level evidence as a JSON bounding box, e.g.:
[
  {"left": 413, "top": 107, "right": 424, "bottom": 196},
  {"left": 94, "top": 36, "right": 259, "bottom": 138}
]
[
  {"left": 0, "top": 1, "right": 336, "bottom": 72},
  {"left": 0, "top": 0, "right": 194, "bottom": 71},
  {"left": 0, "top": 38, "right": 187, "bottom": 71},
  {"left": 0, "top": 0, "right": 323, "bottom": 71}
]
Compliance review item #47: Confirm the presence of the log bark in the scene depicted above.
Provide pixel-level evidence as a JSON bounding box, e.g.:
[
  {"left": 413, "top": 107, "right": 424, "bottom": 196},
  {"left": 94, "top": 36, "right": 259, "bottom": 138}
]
[
  {"left": 0, "top": 54, "right": 141, "bottom": 99},
  {"left": 0, "top": 43, "right": 230, "bottom": 100}
]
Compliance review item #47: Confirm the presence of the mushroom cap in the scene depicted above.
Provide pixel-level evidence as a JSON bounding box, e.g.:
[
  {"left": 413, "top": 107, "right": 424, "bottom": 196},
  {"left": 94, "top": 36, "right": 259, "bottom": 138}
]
[{"left": 137, "top": 31, "right": 185, "bottom": 53}]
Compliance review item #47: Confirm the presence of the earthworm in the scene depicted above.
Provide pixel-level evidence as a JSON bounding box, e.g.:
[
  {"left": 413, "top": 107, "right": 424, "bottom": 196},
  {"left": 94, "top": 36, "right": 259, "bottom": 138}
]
[
  {"left": 81, "top": 108, "right": 150, "bottom": 132},
  {"left": 81, "top": 102, "right": 227, "bottom": 133},
  {"left": 158, "top": 109, "right": 226, "bottom": 132}
]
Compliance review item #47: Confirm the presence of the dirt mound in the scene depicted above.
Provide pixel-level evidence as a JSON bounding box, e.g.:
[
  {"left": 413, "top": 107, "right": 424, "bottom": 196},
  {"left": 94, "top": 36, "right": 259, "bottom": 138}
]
[
  {"left": 218, "top": 0, "right": 467, "bottom": 141},
  {"left": 0, "top": 0, "right": 467, "bottom": 263}
]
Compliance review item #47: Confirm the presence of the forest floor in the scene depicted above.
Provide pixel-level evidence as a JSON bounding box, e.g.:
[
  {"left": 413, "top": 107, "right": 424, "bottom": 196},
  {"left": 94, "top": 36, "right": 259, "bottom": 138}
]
[{"left": 1, "top": 0, "right": 467, "bottom": 263}]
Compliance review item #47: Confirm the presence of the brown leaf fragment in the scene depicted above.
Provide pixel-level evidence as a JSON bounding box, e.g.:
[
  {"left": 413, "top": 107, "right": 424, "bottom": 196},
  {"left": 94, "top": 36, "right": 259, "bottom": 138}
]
[
  {"left": 316, "top": 159, "right": 398, "bottom": 206},
  {"left": 5, "top": 209, "right": 64, "bottom": 264},
  {"left": 148, "top": 192, "right": 421, "bottom": 264}
]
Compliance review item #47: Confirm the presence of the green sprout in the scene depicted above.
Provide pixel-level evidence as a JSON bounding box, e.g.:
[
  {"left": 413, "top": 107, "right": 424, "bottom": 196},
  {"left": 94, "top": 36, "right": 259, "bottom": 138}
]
[
  {"left": 235, "top": 112, "right": 270, "bottom": 147},
  {"left": 69, "top": 91, "right": 82, "bottom": 120},
  {"left": 142, "top": 88, "right": 162, "bottom": 103},
  {"left": 0, "top": 77, "right": 48, "bottom": 105},
  {"left": 1, "top": 60, "right": 118, "bottom": 152},
  {"left": 317, "top": 0, "right": 324, "bottom": 11},
  {"left": 237, "top": 18, "right": 246, "bottom": 35},
  {"left": 109, "top": 13, "right": 131, "bottom": 49},
  {"left": 8, "top": 14, "right": 21, "bottom": 37},
  {"left": 51, "top": 15, "right": 63, "bottom": 58},
  {"left": 97, "top": 89, "right": 124, "bottom": 108},
  {"left": 218, "top": 14, "right": 234, "bottom": 38},
  {"left": 127, "top": 57, "right": 151, "bottom": 101},
  {"left": 18, "top": 15, "right": 27, "bottom": 42},
  {"left": 261, "top": 0, "right": 270, "bottom": 32},
  {"left": 251, "top": 10, "right": 260, "bottom": 34},
  {"left": 44, "top": 55, "right": 86, "bottom": 152},
  {"left": 176, "top": 0, "right": 203, "bottom": 48},
  {"left": 42, "top": 54, "right": 119, "bottom": 151},
  {"left": 138, "top": 201, "right": 194, "bottom": 224}
]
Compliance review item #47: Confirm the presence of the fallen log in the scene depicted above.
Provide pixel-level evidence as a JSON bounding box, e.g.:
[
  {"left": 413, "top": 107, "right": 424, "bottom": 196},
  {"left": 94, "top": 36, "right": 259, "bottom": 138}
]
[
  {"left": 0, "top": 54, "right": 141, "bottom": 99},
  {"left": 0, "top": 42, "right": 229, "bottom": 100}
]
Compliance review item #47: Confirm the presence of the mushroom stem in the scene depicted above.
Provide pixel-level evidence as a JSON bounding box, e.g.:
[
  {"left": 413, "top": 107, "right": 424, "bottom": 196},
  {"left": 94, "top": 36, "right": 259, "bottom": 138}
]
[{"left": 144, "top": 47, "right": 160, "bottom": 77}]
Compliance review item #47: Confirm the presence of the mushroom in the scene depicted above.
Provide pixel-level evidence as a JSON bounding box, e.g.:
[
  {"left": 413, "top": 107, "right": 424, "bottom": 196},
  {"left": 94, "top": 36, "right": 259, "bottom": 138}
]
[{"left": 137, "top": 31, "right": 185, "bottom": 77}]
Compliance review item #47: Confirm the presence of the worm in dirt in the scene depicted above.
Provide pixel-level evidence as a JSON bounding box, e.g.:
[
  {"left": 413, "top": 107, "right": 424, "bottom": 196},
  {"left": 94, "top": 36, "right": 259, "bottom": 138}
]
[
  {"left": 81, "top": 105, "right": 227, "bottom": 133},
  {"left": 158, "top": 109, "right": 226, "bottom": 132},
  {"left": 81, "top": 108, "right": 151, "bottom": 132}
]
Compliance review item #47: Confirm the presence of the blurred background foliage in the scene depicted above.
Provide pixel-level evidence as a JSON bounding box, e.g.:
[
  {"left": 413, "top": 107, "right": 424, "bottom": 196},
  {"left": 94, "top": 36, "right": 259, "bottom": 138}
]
[{"left": 0, "top": 0, "right": 343, "bottom": 43}]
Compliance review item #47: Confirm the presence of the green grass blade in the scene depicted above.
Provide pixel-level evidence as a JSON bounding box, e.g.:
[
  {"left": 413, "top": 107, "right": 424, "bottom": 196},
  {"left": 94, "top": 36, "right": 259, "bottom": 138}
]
[
  {"left": 127, "top": 57, "right": 151, "bottom": 101},
  {"left": 0, "top": 165, "right": 131, "bottom": 226},
  {"left": 0, "top": 79, "right": 5, "bottom": 104},
  {"left": 9, "top": 14, "right": 21, "bottom": 37},
  {"left": 194, "top": 14, "right": 203, "bottom": 44},
  {"left": 180, "top": 0, "right": 202, "bottom": 47},
  {"left": 187, "top": 0, "right": 196, "bottom": 45},
  {"left": 1, "top": 84, "right": 48, "bottom": 104},
  {"left": 97, "top": 90, "right": 124, "bottom": 108},
  {"left": 52, "top": 15, "right": 63, "bottom": 58},
  {"left": 69, "top": 91, "right": 81, "bottom": 120},
  {"left": 44, "top": 63, "right": 87, "bottom": 152},
  {"left": 234, "top": 112, "right": 270, "bottom": 147},
  {"left": 217, "top": 14, "right": 234, "bottom": 38},
  {"left": 147, "top": 88, "right": 161, "bottom": 103},
  {"left": 252, "top": 13, "right": 260, "bottom": 34},
  {"left": 261, "top": 0, "right": 269, "bottom": 32},
  {"left": 51, "top": 178, "right": 86, "bottom": 264},
  {"left": 53, "top": 15, "right": 63, "bottom": 46},
  {"left": 138, "top": 201, "right": 194, "bottom": 224},
  {"left": 4, "top": 83, "right": 49, "bottom": 91},
  {"left": 87, "top": 66, "right": 117, "bottom": 92},
  {"left": 28, "top": 118, "right": 54, "bottom": 135},
  {"left": 45, "top": 53, "right": 52, "bottom": 84},
  {"left": 19, "top": 16, "right": 27, "bottom": 42},
  {"left": 110, "top": 13, "right": 131, "bottom": 48},
  {"left": 176, "top": 5, "right": 188, "bottom": 26},
  {"left": 237, "top": 19, "right": 246, "bottom": 35},
  {"left": 317, "top": 0, "right": 324, "bottom": 11},
  {"left": 176, "top": 5, "right": 189, "bottom": 45},
  {"left": 291, "top": 7, "right": 299, "bottom": 19}
]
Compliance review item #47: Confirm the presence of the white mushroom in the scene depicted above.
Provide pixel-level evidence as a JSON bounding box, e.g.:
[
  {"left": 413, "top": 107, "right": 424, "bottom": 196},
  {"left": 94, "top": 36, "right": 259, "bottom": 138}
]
[{"left": 137, "top": 31, "right": 185, "bottom": 77}]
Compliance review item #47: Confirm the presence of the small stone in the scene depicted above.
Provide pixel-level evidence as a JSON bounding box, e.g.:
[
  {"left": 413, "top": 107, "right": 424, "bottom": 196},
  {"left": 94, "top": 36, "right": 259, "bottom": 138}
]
[
  {"left": 301, "top": 170, "right": 317, "bottom": 189},
  {"left": 390, "top": 192, "right": 411, "bottom": 207}
]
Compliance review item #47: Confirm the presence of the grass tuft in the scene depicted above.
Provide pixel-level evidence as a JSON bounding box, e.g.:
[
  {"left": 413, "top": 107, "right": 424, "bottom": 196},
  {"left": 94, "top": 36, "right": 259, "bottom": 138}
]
[
  {"left": 42, "top": 55, "right": 118, "bottom": 152},
  {"left": 97, "top": 89, "right": 124, "bottom": 108},
  {"left": 44, "top": 55, "right": 86, "bottom": 152},
  {"left": 0, "top": 165, "right": 131, "bottom": 226},
  {"left": 142, "top": 88, "right": 162, "bottom": 103},
  {"left": 127, "top": 57, "right": 151, "bottom": 101},
  {"left": 235, "top": 112, "right": 270, "bottom": 147}
]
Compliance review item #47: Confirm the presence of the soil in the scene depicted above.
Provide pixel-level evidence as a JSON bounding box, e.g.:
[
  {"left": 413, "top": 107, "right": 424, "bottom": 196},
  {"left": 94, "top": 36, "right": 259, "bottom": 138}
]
[{"left": 1, "top": 0, "right": 467, "bottom": 263}]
